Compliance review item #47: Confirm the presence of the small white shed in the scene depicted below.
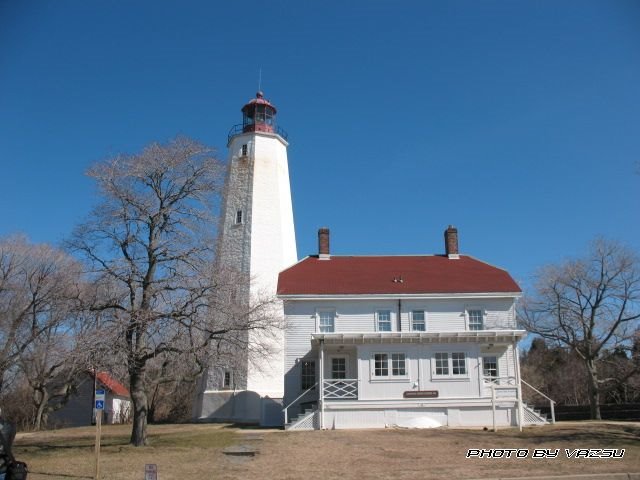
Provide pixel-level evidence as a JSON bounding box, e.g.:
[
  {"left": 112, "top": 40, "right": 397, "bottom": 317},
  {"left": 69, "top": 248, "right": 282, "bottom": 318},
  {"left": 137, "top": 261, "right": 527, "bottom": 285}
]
[{"left": 49, "top": 371, "right": 131, "bottom": 428}]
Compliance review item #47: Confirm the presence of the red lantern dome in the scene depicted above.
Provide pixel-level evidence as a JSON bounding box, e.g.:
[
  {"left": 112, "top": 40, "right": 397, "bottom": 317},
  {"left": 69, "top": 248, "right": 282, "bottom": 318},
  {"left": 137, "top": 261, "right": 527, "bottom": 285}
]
[{"left": 241, "top": 91, "right": 277, "bottom": 134}]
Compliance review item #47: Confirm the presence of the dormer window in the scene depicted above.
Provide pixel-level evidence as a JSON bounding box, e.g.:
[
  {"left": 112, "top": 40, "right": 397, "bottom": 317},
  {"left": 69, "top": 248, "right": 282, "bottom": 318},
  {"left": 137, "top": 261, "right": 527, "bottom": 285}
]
[
  {"left": 411, "top": 310, "right": 426, "bottom": 331},
  {"left": 318, "top": 310, "right": 335, "bottom": 333},
  {"left": 468, "top": 309, "right": 484, "bottom": 331},
  {"left": 376, "top": 310, "right": 392, "bottom": 332}
]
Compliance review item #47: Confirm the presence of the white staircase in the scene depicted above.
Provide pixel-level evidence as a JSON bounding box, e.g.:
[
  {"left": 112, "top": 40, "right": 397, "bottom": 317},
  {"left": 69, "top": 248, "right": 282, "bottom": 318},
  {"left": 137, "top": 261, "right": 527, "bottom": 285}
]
[
  {"left": 522, "top": 402, "right": 549, "bottom": 425},
  {"left": 521, "top": 379, "right": 556, "bottom": 425},
  {"left": 285, "top": 408, "right": 318, "bottom": 431}
]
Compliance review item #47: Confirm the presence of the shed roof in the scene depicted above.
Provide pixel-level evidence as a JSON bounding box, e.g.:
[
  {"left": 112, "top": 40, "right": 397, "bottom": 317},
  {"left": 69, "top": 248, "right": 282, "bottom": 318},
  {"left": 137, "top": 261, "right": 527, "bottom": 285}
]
[{"left": 93, "top": 371, "right": 130, "bottom": 398}]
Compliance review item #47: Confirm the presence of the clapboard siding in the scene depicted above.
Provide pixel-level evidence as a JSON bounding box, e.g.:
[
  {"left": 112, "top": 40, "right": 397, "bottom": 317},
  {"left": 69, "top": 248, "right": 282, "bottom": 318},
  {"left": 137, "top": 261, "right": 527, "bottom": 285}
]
[
  {"left": 49, "top": 374, "right": 131, "bottom": 428},
  {"left": 484, "top": 299, "right": 517, "bottom": 329},
  {"left": 284, "top": 301, "right": 315, "bottom": 366},
  {"left": 285, "top": 297, "right": 518, "bottom": 366},
  {"left": 283, "top": 297, "right": 520, "bottom": 410}
]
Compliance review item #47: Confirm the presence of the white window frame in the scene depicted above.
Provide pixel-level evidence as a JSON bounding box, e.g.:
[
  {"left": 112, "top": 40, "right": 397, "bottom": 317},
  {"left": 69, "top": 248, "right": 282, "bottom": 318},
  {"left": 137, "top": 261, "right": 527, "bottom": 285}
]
[
  {"left": 466, "top": 307, "right": 485, "bottom": 331},
  {"left": 370, "top": 352, "right": 409, "bottom": 381},
  {"left": 451, "top": 352, "right": 467, "bottom": 375},
  {"left": 431, "top": 351, "right": 469, "bottom": 380},
  {"left": 434, "top": 352, "right": 449, "bottom": 376},
  {"left": 316, "top": 308, "right": 336, "bottom": 333},
  {"left": 481, "top": 355, "right": 499, "bottom": 380},
  {"left": 300, "top": 359, "right": 316, "bottom": 390},
  {"left": 329, "top": 355, "right": 349, "bottom": 379},
  {"left": 411, "top": 310, "right": 426, "bottom": 332},
  {"left": 375, "top": 309, "right": 393, "bottom": 332}
]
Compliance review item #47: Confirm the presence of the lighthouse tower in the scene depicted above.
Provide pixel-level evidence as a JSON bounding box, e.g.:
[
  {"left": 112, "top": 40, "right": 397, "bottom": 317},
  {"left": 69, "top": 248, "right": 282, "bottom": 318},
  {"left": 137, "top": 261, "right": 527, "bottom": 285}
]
[{"left": 195, "top": 92, "right": 297, "bottom": 425}]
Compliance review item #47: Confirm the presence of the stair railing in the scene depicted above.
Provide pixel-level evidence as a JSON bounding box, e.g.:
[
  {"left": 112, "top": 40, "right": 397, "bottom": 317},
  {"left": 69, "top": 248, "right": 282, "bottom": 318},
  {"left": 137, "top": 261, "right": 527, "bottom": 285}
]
[
  {"left": 521, "top": 379, "right": 555, "bottom": 424},
  {"left": 283, "top": 382, "right": 318, "bottom": 425}
]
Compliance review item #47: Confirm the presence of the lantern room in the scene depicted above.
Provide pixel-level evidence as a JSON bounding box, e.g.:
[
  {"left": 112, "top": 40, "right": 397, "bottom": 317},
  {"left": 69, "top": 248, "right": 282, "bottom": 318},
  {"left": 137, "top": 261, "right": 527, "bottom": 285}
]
[{"left": 242, "top": 91, "right": 276, "bottom": 134}]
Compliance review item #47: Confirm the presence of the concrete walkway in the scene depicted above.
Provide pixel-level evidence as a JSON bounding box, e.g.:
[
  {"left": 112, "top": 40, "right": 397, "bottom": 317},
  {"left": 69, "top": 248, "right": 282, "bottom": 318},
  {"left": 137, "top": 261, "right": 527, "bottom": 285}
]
[{"left": 222, "top": 431, "right": 264, "bottom": 464}]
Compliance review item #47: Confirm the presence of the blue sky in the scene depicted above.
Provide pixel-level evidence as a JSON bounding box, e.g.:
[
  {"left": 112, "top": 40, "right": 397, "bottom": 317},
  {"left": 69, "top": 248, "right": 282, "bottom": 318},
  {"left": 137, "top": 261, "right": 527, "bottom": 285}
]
[{"left": 1, "top": 0, "right": 639, "bottom": 289}]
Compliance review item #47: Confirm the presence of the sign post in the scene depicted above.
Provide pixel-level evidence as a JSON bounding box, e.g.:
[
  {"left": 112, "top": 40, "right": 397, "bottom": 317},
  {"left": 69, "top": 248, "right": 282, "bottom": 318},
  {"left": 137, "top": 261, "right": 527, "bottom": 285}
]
[
  {"left": 145, "top": 464, "right": 158, "bottom": 480},
  {"left": 94, "top": 389, "right": 105, "bottom": 480}
]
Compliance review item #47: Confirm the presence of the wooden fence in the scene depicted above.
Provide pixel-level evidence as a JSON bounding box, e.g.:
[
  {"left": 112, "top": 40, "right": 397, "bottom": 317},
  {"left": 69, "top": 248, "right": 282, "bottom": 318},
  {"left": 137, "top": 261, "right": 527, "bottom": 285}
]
[{"left": 536, "top": 403, "right": 640, "bottom": 421}]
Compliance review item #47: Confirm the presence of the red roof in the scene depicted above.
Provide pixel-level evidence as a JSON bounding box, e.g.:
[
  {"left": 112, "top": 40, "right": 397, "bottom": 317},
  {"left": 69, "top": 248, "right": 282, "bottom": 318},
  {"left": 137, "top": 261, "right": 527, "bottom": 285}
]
[
  {"left": 242, "top": 91, "right": 277, "bottom": 113},
  {"left": 277, "top": 255, "right": 521, "bottom": 296},
  {"left": 93, "top": 371, "right": 130, "bottom": 398}
]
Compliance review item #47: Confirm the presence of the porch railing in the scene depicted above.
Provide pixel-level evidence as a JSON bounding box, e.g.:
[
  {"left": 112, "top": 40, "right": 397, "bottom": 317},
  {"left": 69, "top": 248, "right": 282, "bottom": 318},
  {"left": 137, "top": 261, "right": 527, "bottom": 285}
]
[
  {"left": 227, "top": 123, "right": 289, "bottom": 143},
  {"left": 483, "top": 376, "right": 518, "bottom": 399},
  {"left": 323, "top": 379, "right": 358, "bottom": 399},
  {"left": 482, "top": 376, "right": 519, "bottom": 432}
]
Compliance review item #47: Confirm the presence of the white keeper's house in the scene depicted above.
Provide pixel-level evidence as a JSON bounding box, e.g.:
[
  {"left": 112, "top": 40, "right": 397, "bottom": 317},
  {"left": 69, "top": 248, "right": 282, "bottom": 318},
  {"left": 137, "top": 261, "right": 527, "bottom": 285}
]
[{"left": 278, "top": 227, "right": 551, "bottom": 430}]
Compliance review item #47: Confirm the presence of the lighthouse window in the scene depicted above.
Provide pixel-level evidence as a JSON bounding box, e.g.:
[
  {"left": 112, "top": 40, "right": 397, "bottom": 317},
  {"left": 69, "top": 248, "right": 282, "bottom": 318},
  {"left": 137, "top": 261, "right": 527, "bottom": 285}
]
[
  {"left": 223, "top": 370, "right": 232, "bottom": 389},
  {"left": 235, "top": 210, "right": 243, "bottom": 225},
  {"left": 252, "top": 105, "right": 274, "bottom": 125},
  {"left": 255, "top": 105, "right": 266, "bottom": 123},
  {"left": 241, "top": 144, "right": 247, "bottom": 156}
]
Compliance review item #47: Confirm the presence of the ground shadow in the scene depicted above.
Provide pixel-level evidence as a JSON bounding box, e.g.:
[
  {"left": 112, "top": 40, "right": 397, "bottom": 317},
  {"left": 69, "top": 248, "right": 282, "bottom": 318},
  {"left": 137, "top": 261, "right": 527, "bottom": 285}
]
[
  {"left": 221, "top": 423, "right": 282, "bottom": 431},
  {"left": 16, "top": 438, "right": 130, "bottom": 452},
  {"left": 27, "top": 471, "right": 92, "bottom": 479},
  {"left": 480, "top": 422, "right": 640, "bottom": 446}
]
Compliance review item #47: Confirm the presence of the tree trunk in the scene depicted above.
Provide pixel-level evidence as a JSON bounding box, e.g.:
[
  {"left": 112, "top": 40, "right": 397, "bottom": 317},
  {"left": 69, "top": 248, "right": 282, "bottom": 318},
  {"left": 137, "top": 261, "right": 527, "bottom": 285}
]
[
  {"left": 586, "top": 359, "right": 602, "bottom": 420},
  {"left": 129, "top": 367, "right": 148, "bottom": 446},
  {"left": 34, "top": 388, "right": 49, "bottom": 430}
]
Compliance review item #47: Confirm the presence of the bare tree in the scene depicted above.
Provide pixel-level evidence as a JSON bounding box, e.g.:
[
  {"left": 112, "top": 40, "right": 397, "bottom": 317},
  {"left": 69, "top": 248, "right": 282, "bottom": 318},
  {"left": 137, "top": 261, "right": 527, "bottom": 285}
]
[
  {"left": 0, "top": 236, "right": 81, "bottom": 395},
  {"left": 67, "top": 137, "right": 280, "bottom": 446},
  {"left": 19, "top": 309, "right": 102, "bottom": 430},
  {"left": 145, "top": 350, "right": 202, "bottom": 423},
  {"left": 519, "top": 239, "right": 640, "bottom": 419},
  {"left": 520, "top": 338, "right": 590, "bottom": 406}
]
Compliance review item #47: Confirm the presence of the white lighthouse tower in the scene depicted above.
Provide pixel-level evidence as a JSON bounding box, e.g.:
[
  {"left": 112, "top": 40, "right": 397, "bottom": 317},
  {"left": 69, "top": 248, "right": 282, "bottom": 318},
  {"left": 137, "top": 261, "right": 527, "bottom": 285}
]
[{"left": 195, "top": 92, "right": 297, "bottom": 425}]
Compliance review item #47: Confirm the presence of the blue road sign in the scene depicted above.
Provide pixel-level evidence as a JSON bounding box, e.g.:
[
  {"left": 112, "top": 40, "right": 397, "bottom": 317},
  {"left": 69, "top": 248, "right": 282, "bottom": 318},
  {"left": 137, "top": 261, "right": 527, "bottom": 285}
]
[{"left": 95, "top": 400, "right": 104, "bottom": 410}]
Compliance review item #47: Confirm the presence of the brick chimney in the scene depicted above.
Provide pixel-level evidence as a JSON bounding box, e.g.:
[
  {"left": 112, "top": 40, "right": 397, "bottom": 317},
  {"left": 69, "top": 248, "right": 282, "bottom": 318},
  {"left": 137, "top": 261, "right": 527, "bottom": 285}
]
[
  {"left": 444, "top": 225, "right": 459, "bottom": 259},
  {"left": 318, "top": 227, "right": 330, "bottom": 260}
]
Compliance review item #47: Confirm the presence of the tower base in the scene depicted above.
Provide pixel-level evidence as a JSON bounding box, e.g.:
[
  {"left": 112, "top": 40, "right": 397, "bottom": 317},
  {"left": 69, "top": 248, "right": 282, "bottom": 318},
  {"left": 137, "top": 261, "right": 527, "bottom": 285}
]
[{"left": 194, "top": 390, "right": 283, "bottom": 427}]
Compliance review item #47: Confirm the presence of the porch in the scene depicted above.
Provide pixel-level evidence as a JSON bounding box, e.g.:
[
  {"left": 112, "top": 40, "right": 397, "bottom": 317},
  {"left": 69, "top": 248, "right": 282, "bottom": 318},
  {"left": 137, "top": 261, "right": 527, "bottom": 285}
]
[
  {"left": 286, "top": 382, "right": 553, "bottom": 431},
  {"left": 283, "top": 329, "right": 554, "bottom": 430},
  {"left": 312, "top": 330, "right": 528, "bottom": 404}
]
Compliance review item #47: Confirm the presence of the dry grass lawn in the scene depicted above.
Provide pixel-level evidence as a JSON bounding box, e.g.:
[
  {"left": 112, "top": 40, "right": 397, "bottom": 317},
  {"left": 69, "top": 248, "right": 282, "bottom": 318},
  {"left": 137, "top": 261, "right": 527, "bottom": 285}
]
[{"left": 13, "top": 421, "right": 640, "bottom": 480}]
